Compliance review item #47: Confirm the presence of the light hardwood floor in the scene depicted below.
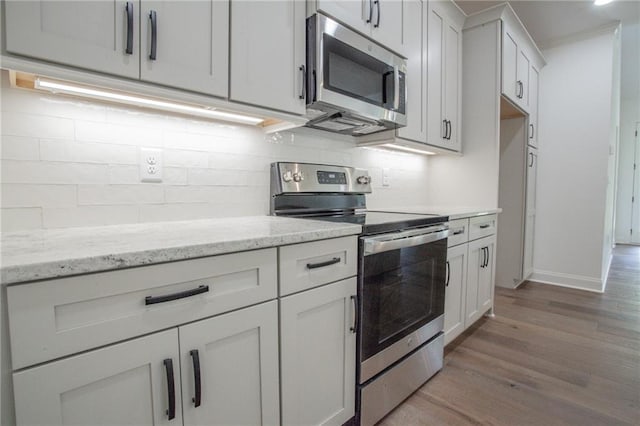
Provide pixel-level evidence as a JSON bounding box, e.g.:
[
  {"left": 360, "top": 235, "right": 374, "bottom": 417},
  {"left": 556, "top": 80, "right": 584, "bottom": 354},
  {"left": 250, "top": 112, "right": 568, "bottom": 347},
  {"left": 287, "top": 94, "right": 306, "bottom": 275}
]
[{"left": 379, "top": 244, "right": 640, "bottom": 425}]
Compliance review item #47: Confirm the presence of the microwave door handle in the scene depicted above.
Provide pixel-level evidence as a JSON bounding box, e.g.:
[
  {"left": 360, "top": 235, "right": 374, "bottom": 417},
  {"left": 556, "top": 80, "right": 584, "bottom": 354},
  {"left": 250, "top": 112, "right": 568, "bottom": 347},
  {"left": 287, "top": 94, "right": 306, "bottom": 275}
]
[{"left": 393, "top": 66, "right": 400, "bottom": 110}]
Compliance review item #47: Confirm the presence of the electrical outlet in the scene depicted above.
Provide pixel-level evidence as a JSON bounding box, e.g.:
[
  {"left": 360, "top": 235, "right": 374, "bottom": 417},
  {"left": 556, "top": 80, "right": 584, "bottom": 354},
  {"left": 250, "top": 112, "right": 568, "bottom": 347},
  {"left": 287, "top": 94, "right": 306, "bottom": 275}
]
[
  {"left": 140, "top": 148, "right": 163, "bottom": 182},
  {"left": 382, "top": 168, "right": 390, "bottom": 187}
]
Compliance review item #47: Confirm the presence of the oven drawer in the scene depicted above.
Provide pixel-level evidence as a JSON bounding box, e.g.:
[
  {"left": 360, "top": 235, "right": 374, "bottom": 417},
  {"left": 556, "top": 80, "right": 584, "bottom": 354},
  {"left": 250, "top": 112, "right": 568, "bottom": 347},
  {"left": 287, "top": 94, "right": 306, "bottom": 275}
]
[
  {"left": 469, "top": 214, "right": 497, "bottom": 241},
  {"left": 279, "top": 236, "right": 357, "bottom": 296},
  {"left": 7, "top": 248, "right": 277, "bottom": 369},
  {"left": 447, "top": 219, "right": 469, "bottom": 247}
]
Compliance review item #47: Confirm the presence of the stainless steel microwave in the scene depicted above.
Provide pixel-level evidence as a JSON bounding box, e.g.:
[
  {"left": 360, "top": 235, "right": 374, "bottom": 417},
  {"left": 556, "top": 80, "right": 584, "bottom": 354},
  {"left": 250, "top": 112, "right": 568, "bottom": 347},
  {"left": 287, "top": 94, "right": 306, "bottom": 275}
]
[{"left": 305, "top": 14, "right": 407, "bottom": 136}]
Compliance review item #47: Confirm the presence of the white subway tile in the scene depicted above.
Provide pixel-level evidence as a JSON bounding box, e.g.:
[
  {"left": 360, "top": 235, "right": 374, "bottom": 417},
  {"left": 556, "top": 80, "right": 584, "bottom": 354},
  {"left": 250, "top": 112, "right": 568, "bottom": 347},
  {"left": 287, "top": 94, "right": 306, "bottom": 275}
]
[
  {"left": 1, "top": 160, "right": 109, "bottom": 184},
  {"left": 43, "top": 206, "right": 139, "bottom": 229},
  {"left": 164, "top": 186, "right": 222, "bottom": 203},
  {"left": 164, "top": 167, "right": 188, "bottom": 185},
  {"left": 138, "top": 203, "right": 217, "bottom": 222},
  {"left": 75, "top": 121, "right": 163, "bottom": 147},
  {"left": 0, "top": 136, "right": 40, "bottom": 160},
  {"left": 164, "top": 150, "right": 209, "bottom": 168},
  {"left": 188, "top": 169, "right": 268, "bottom": 186},
  {"left": 78, "top": 184, "right": 165, "bottom": 205},
  {"left": 1, "top": 207, "right": 43, "bottom": 231},
  {"left": 108, "top": 165, "right": 139, "bottom": 184},
  {"left": 2, "top": 112, "right": 74, "bottom": 139},
  {"left": 207, "top": 152, "right": 270, "bottom": 171},
  {"left": 1, "top": 184, "right": 77, "bottom": 207}
]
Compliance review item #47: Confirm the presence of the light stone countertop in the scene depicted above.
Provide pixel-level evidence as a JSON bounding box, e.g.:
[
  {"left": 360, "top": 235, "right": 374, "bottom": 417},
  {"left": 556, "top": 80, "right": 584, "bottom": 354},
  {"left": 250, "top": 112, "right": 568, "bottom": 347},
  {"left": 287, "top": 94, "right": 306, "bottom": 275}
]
[
  {"left": 0, "top": 216, "right": 362, "bottom": 285},
  {"left": 374, "top": 206, "right": 502, "bottom": 220}
]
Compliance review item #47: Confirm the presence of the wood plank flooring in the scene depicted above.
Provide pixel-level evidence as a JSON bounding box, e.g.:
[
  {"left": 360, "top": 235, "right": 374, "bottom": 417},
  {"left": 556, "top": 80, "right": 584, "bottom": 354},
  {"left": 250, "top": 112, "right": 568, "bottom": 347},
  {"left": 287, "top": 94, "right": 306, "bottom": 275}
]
[{"left": 378, "top": 244, "right": 640, "bottom": 425}]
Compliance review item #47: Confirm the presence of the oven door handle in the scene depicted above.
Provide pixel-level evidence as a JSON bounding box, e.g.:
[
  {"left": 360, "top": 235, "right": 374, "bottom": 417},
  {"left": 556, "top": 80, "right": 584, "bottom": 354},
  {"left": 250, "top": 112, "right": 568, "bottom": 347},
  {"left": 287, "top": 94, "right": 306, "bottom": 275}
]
[{"left": 363, "top": 229, "right": 450, "bottom": 255}]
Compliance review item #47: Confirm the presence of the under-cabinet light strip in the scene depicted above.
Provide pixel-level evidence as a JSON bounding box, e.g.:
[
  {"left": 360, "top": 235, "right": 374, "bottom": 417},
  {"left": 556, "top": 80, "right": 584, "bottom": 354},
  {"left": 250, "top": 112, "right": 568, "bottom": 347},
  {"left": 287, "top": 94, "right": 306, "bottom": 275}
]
[
  {"left": 34, "top": 78, "right": 264, "bottom": 126},
  {"left": 382, "top": 144, "right": 436, "bottom": 156}
]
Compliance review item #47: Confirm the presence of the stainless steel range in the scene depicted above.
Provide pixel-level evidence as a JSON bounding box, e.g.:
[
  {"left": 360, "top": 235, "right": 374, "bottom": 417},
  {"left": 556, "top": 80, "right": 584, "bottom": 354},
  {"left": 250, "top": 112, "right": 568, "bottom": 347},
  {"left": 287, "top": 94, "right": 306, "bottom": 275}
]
[{"left": 271, "top": 162, "right": 448, "bottom": 425}]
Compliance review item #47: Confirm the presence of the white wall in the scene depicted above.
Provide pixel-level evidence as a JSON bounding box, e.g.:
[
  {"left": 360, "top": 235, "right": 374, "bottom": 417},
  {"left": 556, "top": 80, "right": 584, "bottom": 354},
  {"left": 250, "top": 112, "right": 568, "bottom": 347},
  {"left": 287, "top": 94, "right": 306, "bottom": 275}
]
[
  {"left": 532, "top": 29, "right": 618, "bottom": 292},
  {"left": 615, "top": 22, "right": 640, "bottom": 244},
  {"left": 0, "top": 71, "right": 430, "bottom": 231}
]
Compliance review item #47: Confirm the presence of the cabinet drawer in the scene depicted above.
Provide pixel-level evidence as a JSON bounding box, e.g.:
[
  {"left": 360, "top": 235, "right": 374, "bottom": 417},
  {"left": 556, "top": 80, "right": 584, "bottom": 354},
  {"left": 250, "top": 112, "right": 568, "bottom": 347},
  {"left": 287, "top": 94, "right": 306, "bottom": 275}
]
[
  {"left": 447, "top": 219, "right": 469, "bottom": 247},
  {"left": 469, "top": 215, "right": 497, "bottom": 241},
  {"left": 279, "top": 236, "right": 357, "bottom": 296},
  {"left": 8, "top": 248, "right": 277, "bottom": 369}
]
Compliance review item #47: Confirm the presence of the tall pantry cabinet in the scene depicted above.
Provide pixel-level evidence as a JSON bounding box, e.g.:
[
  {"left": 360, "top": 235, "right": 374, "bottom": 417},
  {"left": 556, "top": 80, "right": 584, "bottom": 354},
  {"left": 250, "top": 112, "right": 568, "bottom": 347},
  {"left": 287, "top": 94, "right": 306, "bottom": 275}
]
[{"left": 463, "top": 4, "right": 545, "bottom": 289}]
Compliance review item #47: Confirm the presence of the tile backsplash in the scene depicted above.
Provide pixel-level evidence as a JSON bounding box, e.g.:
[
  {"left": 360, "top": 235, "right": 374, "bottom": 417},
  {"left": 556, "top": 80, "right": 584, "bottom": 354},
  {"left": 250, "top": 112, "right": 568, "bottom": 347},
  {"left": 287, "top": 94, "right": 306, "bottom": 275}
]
[{"left": 0, "top": 72, "right": 430, "bottom": 231}]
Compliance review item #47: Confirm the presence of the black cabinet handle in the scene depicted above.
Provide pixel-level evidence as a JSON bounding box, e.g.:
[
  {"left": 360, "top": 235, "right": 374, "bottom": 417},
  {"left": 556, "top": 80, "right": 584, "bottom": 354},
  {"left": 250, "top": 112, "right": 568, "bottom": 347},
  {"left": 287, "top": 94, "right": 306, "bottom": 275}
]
[
  {"left": 299, "top": 65, "right": 306, "bottom": 100},
  {"left": 447, "top": 120, "right": 452, "bottom": 140},
  {"left": 375, "top": 0, "right": 381, "bottom": 28},
  {"left": 190, "top": 350, "right": 202, "bottom": 407},
  {"left": 442, "top": 119, "right": 447, "bottom": 139},
  {"left": 125, "top": 2, "right": 134, "bottom": 55},
  {"left": 350, "top": 295, "right": 358, "bottom": 333},
  {"left": 445, "top": 261, "right": 450, "bottom": 287},
  {"left": 479, "top": 224, "right": 491, "bottom": 229},
  {"left": 307, "top": 257, "right": 341, "bottom": 269},
  {"left": 485, "top": 247, "right": 490, "bottom": 268},
  {"left": 529, "top": 123, "right": 534, "bottom": 139},
  {"left": 149, "top": 10, "right": 157, "bottom": 60},
  {"left": 529, "top": 152, "right": 534, "bottom": 167},
  {"left": 145, "top": 285, "right": 209, "bottom": 305},
  {"left": 367, "top": 0, "right": 373, "bottom": 23},
  {"left": 480, "top": 247, "right": 487, "bottom": 268},
  {"left": 163, "top": 359, "right": 176, "bottom": 420},
  {"left": 453, "top": 229, "right": 464, "bottom": 235}
]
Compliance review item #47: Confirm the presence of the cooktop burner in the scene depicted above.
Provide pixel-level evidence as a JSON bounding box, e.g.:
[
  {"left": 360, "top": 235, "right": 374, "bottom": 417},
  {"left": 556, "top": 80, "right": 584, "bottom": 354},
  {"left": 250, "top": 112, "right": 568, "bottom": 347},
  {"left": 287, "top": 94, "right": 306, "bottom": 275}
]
[{"left": 301, "top": 211, "right": 448, "bottom": 235}]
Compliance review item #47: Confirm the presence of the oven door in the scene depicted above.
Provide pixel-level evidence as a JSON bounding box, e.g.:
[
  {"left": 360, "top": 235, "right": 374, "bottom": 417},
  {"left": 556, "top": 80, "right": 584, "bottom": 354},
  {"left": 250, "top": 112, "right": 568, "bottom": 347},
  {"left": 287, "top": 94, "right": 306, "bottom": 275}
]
[
  {"left": 358, "top": 226, "right": 448, "bottom": 383},
  {"left": 308, "top": 14, "right": 407, "bottom": 126}
]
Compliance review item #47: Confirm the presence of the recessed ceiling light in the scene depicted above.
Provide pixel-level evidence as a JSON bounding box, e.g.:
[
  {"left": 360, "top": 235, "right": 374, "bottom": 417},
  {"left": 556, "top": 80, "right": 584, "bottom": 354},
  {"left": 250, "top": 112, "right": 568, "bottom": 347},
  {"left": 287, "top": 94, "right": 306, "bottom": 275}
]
[{"left": 594, "top": 0, "right": 614, "bottom": 6}]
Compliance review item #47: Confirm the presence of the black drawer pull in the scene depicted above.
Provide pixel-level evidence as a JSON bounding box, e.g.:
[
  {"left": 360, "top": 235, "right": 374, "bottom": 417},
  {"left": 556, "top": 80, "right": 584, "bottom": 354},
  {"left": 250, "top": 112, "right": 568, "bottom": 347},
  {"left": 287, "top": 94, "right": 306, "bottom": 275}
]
[
  {"left": 145, "top": 285, "right": 209, "bottom": 305},
  {"left": 149, "top": 10, "right": 157, "bottom": 60},
  {"left": 190, "top": 349, "right": 202, "bottom": 407},
  {"left": 125, "top": 2, "right": 134, "bottom": 54},
  {"left": 163, "top": 358, "right": 176, "bottom": 420},
  {"left": 306, "top": 257, "right": 341, "bottom": 269},
  {"left": 479, "top": 224, "right": 491, "bottom": 229},
  {"left": 452, "top": 229, "right": 464, "bottom": 235}
]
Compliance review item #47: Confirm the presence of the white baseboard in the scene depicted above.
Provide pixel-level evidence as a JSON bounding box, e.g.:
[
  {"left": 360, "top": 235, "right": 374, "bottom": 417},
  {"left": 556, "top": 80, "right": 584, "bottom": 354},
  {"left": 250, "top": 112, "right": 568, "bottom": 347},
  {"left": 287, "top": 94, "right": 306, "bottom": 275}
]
[{"left": 529, "top": 270, "right": 604, "bottom": 293}]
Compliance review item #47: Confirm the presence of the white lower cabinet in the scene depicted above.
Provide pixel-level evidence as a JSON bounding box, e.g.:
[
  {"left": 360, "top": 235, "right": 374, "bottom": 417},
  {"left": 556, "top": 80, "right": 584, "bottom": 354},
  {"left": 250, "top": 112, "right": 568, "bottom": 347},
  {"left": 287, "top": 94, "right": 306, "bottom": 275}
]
[
  {"left": 13, "top": 329, "right": 181, "bottom": 426},
  {"left": 466, "top": 235, "right": 496, "bottom": 326},
  {"left": 444, "top": 243, "right": 467, "bottom": 345},
  {"left": 179, "top": 301, "right": 280, "bottom": 426},
  {"left": 280, "top": 277, "right": 357, "bottom": 426},
  {"left": 13, "top": 301, "right": 279, "bottom": 426}
]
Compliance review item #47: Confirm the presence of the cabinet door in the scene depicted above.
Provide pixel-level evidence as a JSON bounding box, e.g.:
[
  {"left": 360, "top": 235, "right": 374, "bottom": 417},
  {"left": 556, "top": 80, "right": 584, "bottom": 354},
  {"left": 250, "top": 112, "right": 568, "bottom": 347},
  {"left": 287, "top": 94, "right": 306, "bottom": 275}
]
[
  {"left": 230, "top": 0, "right": 306, "bottom": 114},
  {"left": 427, "top": 2, "right": 445, "bottom": 146},
  {"left": 523, "top": 147, "right": 538, "bottom": 279},
  {"left": 5, "top": 0, "right": 139, "bottom": 79},
  {"left": 315, "top": 0, "right": 370, "bottom": 36},
  {"left": 371, "top": 0, "right": 404, "bottom": 55},
  {"left": 523, "top": 212, "right": 535, "bottom": 280},
  {"left": 281, "top": 278, "right": 357, "bottom": 426},
  {"left": 140, "top": 0, "right": 228, "bottom": 97},
  {"left": 396, "top": 0, "right": 426, "bottom": 143},
  {"left": 465, "top": 236, "right": 496, "bottom": 327},
  {"left": 444, "top": 244, "right": 467, "bottom": 345},
  {"left": 13, "top": 330, "right": 180, "bottom": 426},
  {"left": 528, "top": 66, "right": 540, "bottom": 148},
  {"left": 443, "top": 19, "right": 462, "bottom": 151},
  {"left": 180, "top": 301, "right": 280, "bottom": 426},
  {"left": 502, "top": 26, "right": 518, "bottom": 103},
  {"left": 516, "top": 49, "right": 530, "bottom": 109}
]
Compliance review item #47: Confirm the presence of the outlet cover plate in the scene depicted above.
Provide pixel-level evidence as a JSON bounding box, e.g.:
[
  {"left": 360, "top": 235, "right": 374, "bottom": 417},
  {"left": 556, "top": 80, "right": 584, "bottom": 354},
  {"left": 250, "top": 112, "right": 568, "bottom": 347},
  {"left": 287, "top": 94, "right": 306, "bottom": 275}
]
[{"left": 140, "top": 148, "right": 163, "bottom": 182}]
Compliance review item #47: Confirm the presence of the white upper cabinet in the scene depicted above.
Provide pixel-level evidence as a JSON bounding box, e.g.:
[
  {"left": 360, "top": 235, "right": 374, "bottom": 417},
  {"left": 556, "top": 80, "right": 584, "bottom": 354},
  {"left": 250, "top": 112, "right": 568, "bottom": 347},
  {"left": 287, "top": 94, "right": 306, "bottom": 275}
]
[
  {"left": 5, "top": 0, "right": 140, "bottom": 79},
  {"left": 140, "top": 0, "right": 229, "bottom": 97},
  {"left": 427, "top": 0, "right": 464, "bottom": 153},
  {"left": 230, "top": 0, "right": 306, "bottom": 115},
  {"left": 311, "top": 0, "right": 406, "bottom": 56},
  {"left": 502, "top": 26, "right": 518, "bottom": 104},
  {"left": 516, "top": 48, "right": 530, "bottom": 107},
  {"left": 396, "top": 0, "right": 426, "bottom": 143}
]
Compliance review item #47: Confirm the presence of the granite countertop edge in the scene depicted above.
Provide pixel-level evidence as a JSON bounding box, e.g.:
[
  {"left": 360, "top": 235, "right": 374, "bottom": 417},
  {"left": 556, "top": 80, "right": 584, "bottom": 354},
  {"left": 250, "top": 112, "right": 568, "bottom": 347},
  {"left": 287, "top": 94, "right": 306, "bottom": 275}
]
[{"left": 0, "top": 216, "right": 362, "bottom": 286}]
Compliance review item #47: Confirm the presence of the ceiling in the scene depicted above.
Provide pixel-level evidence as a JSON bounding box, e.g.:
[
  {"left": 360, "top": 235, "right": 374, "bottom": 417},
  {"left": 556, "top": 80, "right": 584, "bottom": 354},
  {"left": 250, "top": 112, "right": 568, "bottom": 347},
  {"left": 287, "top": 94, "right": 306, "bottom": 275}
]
[{"left": 454, "top": 0, "right": 640, "bottom": 48}]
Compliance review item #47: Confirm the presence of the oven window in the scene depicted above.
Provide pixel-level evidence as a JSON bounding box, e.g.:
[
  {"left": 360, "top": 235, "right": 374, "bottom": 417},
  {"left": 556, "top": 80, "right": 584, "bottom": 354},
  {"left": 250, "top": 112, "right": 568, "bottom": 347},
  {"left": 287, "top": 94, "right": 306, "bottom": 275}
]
[
  {"left": 323, "top": 34, "right": 395, "bottom": 109},
  {"left": 360, "top": 239, "right": 446, "bottom": 361}
]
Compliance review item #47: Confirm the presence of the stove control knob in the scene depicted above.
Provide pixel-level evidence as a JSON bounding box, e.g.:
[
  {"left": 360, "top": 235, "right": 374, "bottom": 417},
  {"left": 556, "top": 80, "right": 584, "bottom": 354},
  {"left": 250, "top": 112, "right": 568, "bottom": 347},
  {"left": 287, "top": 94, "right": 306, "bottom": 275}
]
[
  {"left": 293, "top": 172, "right": 304, "bottom": 182},
  {"left": 282, "top": 171, "right": 293, "bottom": 182},
  {"left": 357, "top": 175, "right": 371, "bottom": 185}
]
